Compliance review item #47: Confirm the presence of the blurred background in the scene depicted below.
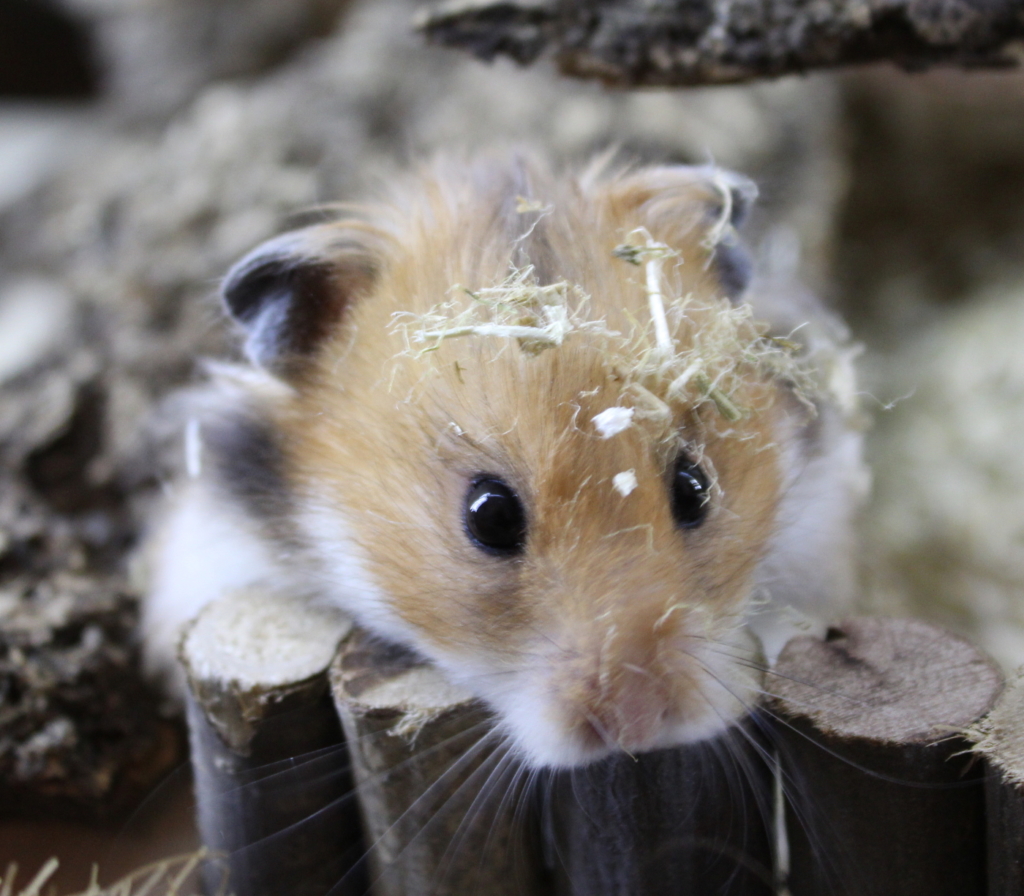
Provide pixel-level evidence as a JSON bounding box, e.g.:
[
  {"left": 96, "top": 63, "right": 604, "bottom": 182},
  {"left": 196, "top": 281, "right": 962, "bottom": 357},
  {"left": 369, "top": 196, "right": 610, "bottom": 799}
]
[{"left": 2, "top": 0, "right": 1024, "bottom": 889}]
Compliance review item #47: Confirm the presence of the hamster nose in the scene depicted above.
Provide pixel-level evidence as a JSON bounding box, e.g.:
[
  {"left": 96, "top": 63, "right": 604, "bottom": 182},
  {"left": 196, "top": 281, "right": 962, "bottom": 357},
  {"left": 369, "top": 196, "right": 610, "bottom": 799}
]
[{"left": 576, "top": 668, "right": 672, "bottom": 751}]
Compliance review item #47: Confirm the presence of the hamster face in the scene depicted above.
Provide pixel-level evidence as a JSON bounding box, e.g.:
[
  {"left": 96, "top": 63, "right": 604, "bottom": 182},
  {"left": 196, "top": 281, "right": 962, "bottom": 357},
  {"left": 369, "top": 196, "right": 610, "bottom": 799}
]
[{"left": 206, "top": 157, "right": 822, "bottom": 768}]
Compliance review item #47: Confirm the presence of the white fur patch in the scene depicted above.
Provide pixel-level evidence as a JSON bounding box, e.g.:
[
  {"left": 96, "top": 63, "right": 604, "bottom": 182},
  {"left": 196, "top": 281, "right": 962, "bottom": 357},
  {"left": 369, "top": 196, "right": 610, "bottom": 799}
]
[
  {"left": 296, "top": 499, "right": 421, "bottom": 647},
  {"left": 750, "top": 403, "right": 866, "bottom": 622},
  {"left": 612, "top": 470, "right": 638, "bottom": 497},
  {"left": 142, "top": 480, "right": 284, "bottom": 693},
  {"left": 592, "top": 406, "right": 634, "bottom": 438}
]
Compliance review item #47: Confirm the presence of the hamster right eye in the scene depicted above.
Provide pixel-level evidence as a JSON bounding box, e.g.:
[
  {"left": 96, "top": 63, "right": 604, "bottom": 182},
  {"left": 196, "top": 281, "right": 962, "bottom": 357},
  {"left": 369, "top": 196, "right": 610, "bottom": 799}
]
[
  {"left": 465, "top": 478, "right": 526, "bottom": 556},
  {"left": 671, "top": 457, "right": 710, "bottom": 529}
]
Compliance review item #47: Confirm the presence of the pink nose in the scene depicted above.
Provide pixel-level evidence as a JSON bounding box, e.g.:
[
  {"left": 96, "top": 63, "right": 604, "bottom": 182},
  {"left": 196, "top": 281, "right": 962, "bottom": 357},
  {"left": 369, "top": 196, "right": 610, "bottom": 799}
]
[{"left": 579, "top": 671, "right": 671, "bottom": 751}]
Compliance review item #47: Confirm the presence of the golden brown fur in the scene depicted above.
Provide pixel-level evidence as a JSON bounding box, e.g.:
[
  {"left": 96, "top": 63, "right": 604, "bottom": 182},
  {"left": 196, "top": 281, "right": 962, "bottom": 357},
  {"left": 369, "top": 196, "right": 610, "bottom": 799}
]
[
  {"left": 144, "top": 155, "right": 863, "bottom": 767},
  {"left": 272, "top": 158, "right": 793, "bottom": 763}
]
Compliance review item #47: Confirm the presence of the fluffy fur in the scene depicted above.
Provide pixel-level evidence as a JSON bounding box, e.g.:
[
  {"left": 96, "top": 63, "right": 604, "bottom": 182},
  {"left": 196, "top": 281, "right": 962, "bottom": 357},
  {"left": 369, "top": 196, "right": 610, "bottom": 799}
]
[{"left": 144, "top": 156, "right": 864, "bottom": 768}]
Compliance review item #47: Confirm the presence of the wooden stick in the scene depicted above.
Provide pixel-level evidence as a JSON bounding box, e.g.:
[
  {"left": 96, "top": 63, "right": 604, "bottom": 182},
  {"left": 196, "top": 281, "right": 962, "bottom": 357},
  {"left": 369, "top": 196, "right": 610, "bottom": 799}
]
[
  {"left": 548, "top": 715, "right": 776, "bottom": 896},
  {"left": 330, "top": 627, "right": 549, "bottom": 896},
  {"left": 968, "top": 672, "right": 1024, "bottom": 895},
  {"left": 419, "top": 0, "right": 1024, "bottom": 87},
  {"left": 180, "top": 587, "right": 365, "bottom": 896},
  {"left": 767, "top": 617, "right": 1002, "bottom": 896}
]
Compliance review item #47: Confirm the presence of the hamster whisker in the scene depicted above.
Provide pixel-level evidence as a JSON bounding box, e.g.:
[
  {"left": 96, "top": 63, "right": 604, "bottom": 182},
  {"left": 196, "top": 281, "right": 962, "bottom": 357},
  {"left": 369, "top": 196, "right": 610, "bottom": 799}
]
[
  {"left": 484, "top": 752, "right": 541, "bottom": 890},
  {"left": 477, "top": 741, "right": 526, "bottom": 848},
  {"left": 432, "top": 740, "right": 525, "bottom": 891},
  {"left": 579, "top": 705, "right": 620, "bottom": 752},
  {"left": 688, "top": 641, "right": 877, "bottom": 710},
  {"left": 692, "top": 653, "right": 982, "bottom": 792},
  {"left": 216, "top": 720, "right": 496, "bottom": 860},
  {"left": 332, "top": 725, "right": 505, "bottom": 895},
  {"left": 424, "top": 740, "right": 514, "bottom": 893},
  {"left": 684, "top": 655, "right": 848, "bottom": 880},
  {"left": 217, "top": 740, "right": 352, "bottom": 785}
]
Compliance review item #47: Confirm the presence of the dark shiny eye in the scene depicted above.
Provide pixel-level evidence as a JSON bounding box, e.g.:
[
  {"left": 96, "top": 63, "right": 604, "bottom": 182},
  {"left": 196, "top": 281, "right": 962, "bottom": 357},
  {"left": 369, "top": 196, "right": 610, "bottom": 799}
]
[
  {"left": 671, "top": 457, "right": 710, "bottom": 529},
  {"left": 465, "top": 478, "right": 527, "bottom": 555}
]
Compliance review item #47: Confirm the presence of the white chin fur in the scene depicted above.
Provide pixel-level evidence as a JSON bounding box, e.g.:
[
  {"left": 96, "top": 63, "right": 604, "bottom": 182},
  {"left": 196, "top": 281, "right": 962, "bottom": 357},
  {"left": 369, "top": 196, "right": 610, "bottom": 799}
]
[
  {"left": 456, "top": 632, "right": 761, "bottom": 770},
  {"left": 487, "top": 683, "right": 747, "bottom": 770}
]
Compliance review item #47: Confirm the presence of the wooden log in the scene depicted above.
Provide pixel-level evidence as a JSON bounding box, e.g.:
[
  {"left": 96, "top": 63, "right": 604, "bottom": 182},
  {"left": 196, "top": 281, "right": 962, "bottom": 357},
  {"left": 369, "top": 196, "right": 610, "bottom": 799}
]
[
  {"left": 330, "top": 627, "right": 550, "bottom": 896},
  {"left": 548, "top": 714, "right": 776, "bottom": 896},
  {"left": 418, "top": 0, "right": 1024, "bottom": 86},
  {"left": 180, "top": 587, "right": 365, "bottom": 896},
  {"left": 968, "top": 672, "right": 1024, "bottom": 895},
  {"left": 767, "top": 617, "right": 1002, "bottom": 896}
]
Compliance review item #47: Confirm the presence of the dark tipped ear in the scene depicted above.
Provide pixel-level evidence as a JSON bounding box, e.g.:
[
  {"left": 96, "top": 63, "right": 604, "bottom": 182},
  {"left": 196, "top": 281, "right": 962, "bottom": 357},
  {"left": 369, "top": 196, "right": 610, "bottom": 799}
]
[
  {"left": 704, "top": 167, "right": 758, "bottom": 230},
  {"left": 690, "top": 167, "right": 758, "bottom": 302},
  {"left": 712, "top": 239, "right": 754, "bottom": 301},
  {"left": 221, "top": 226, "right": 376, "bottom": 375},
  {"left": 612, "top": 165, "right": 758, "bottom": 301}
]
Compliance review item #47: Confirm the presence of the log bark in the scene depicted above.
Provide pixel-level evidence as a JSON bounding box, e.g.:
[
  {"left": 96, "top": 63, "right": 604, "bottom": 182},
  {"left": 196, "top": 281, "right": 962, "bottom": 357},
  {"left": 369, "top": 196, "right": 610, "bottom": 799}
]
[
  {"left": 419, "top": 0, "right": 1024, "bottom": 86},
  {"left": 767, "top": 617, "right": 1002, "bottom": 896},
  {"left": 330, "top": 627, "right": 549, "bottom": 896},
  {"left": 548, "top": 715, "right": 776, "bottom": 896},
  {"left": 968, "top": 673, "right": 1024, "bottom": 895},
  {"left": 180, "top": 587, "right": 365, "bottom": 896}
]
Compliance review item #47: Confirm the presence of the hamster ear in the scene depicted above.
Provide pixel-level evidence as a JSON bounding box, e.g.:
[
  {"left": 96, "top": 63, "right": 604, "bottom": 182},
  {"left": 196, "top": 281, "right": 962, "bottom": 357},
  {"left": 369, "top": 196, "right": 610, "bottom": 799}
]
[
  {"left": 221, "top": 225, "right": 378, "bottom": 375},
  {"left": 608, "top": 165, "right": 758, "bottom": 301},
  {"left": 699, "top": 168, "right": 758, "bottom": 300}
]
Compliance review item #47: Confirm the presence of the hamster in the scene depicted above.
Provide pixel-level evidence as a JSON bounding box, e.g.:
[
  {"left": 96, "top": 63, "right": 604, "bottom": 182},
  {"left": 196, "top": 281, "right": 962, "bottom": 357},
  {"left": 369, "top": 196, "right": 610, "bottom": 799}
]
[{"left": 144, "top": 155, "right": 864, "bottom": 769}]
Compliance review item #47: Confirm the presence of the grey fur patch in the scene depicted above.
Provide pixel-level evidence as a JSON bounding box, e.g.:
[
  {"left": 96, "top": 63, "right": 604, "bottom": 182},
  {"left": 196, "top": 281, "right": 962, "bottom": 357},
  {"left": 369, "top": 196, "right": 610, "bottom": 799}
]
[
  {"left": 713, "top": 241, "right": 755, "bottom": 300},
  {"left": 206, "top": 413, "right": 298, "bottom": 547}
]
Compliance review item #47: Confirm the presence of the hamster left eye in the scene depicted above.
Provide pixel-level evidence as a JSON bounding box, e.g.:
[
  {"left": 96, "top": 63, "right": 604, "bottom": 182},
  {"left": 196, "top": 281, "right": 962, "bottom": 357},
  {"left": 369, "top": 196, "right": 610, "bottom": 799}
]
[
  {"left": 671, "top": 457, "right": 710, "bottom": 529},
  {"left": 465, "top": 478, "right": 527, "bottom": 556}
]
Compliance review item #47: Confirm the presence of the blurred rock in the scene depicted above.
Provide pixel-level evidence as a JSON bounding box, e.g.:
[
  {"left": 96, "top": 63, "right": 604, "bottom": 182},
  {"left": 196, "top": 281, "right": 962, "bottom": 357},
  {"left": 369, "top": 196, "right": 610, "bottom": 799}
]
[
  {"left": 58, "top": 0, "right": 356, "bottom": 117},
  {"left": 0, "top": 279, "right": 74, "bottom": 385},
  {"left": 0, "top": 106, "right": 100, "bottom": 213},
  {"left": 836, "top": 68, "right": 1024, "bottom": 348},
  {"left": 860, "top": 277, "right": 1024, "bottom": 670},
  {"left": 0, "top": 573, "right": 181, "bottom": 822}
]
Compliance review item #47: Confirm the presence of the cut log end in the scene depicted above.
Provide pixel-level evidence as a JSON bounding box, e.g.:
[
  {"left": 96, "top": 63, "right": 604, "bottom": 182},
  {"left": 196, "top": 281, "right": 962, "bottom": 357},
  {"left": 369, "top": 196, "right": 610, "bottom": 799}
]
[
  {"left": 769, "top": 616, "right": 1003, "bottom": 745},
  {"left": 971, "top": 671, "right": 1024, "bottom": 785},
  {"left": 181, "top": 588, "right": 364, "bottom": 896},
  {"left": 181, "top": 585, "right": 353, "bottom": 693},
  {"left": 180, "top": 587, "right": 353, "bottom": 753},
  {"left": 770, "top": 617, "right": 1001, "bottom": 896},
  {"left": 970, "top": 674, "right": 1024, "bottom": 893}
]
